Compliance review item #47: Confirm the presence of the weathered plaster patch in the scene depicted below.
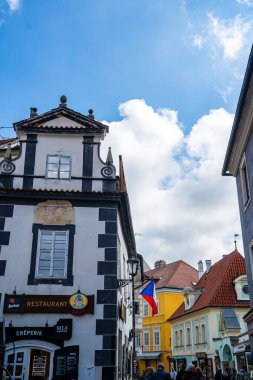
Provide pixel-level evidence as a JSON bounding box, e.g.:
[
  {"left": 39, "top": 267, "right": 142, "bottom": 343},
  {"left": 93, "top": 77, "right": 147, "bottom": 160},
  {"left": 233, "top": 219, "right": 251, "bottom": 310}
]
[{"left": 34, "top": 200, "right": 74, "bottom": 225}]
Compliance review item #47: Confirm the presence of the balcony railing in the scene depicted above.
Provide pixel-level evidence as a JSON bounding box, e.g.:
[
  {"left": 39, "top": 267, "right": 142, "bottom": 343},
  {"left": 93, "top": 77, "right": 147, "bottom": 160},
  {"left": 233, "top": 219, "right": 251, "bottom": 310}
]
[
  {"left": 143, "top": 345, "right": 150, "bottom": 352},
  {"left": 154, "top": 345, "right": 161, "bottom": 351}
]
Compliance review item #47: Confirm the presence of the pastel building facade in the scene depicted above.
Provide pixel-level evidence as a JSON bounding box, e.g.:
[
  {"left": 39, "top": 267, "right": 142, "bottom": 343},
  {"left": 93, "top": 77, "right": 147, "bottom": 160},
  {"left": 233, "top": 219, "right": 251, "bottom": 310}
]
[
  {"left": 169, "top": 252, "right": 250, "bottom": 378},
  {"left": 137, "top": 260, "right": 198, "bottom": 374}
]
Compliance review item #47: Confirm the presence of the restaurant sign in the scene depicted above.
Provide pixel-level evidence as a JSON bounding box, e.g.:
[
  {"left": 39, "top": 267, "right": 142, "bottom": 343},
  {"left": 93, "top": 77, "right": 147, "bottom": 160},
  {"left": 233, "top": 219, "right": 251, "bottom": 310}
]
[
  {"left": 3, "top": 293, "right": 94, "bottom": 315},
  {"left": 5, "top": 319, "right": 72, "bottom": 346}
]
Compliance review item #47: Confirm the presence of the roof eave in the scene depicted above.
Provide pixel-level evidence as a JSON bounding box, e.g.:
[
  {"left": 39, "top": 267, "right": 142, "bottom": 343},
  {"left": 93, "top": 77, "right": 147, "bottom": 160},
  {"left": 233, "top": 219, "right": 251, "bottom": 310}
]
[{"left": 222, "top": 44, "right": 253, "bottom": 176}]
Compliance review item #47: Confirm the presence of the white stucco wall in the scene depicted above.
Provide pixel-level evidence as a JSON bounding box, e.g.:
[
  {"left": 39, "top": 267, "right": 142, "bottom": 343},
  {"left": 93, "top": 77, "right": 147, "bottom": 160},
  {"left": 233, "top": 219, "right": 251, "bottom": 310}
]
[{"left": 0, "top": 204, "right": 109, "bottom": 377}]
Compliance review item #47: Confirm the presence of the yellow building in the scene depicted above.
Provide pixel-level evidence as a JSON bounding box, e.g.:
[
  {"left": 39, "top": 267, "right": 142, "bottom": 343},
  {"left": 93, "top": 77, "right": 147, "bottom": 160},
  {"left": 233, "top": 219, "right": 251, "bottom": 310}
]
[{"left": 137, "top": 260, "right": 198, "bottom": 374}]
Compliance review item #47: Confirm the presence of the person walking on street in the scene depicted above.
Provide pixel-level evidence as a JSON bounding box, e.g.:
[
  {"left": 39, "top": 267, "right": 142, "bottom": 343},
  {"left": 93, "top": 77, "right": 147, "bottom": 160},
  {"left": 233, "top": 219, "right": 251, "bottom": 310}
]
[
  {"left": 176, "top": 365, "right": 185, "bottom": 380},
  {"left": 170, "top": 368, "right": 177, "bottom": 380},
  {"left": 145, "top": 367, "right": 155, "bottom": 379},
  {"left": 195, "top": 367, "right": 205, "bottom": 380},
  {"left": 151, "top": 363, "right": 171, "bottom": 380},
  {"left": 183, "top": 364, "right": 198, "bottom": 380}
]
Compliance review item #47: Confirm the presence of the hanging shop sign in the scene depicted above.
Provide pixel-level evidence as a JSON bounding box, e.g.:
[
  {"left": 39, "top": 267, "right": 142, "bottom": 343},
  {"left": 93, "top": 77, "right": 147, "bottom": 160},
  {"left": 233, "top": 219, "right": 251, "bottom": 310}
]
[
  {"left": 3, "top": 293, "right": 94, "bottom": 315},
  {"left": 196, "top": 352, "right": 207, "bottom": 359},
  {"left": 53, "top": 345, "right": 79, "bottom": 380},
  {"left": 5, "top": 319, "right": 72, "bottom": 346}
]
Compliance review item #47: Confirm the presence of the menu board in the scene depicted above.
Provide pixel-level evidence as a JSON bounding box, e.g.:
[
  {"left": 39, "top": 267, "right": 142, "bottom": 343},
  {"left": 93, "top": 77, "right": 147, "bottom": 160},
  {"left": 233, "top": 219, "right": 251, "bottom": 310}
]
[
  {"left": 32, "top": 355, "right": 47, "bottom": 376},
  {"left": 53, "top": 345, "right": 79, "bottom": 380}
]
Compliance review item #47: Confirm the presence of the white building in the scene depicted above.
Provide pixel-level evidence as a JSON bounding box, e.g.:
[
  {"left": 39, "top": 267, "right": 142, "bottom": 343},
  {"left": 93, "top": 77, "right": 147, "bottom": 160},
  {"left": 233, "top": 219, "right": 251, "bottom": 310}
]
[{"left": 0, "top": 96, "right": 140, "bottom": 380}]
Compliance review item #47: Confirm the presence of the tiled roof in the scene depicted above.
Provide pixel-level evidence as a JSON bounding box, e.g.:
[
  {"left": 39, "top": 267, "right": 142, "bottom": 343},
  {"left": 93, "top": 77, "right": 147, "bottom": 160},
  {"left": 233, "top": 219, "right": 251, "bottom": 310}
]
[
  {"left": 169, "top": 251, "right": 249, "bottom": 320},
  {"left": 0, "top": 138, "right": 17, "bottom": 147},
  {"left": 0, "top": 186, "right": 124, "bottom": 195},
  {"left": 13, "top": 106, "right": 108, "bottom": 133},
  {"left": 145, "top": 260, "right": 198, "bottom": 290}
]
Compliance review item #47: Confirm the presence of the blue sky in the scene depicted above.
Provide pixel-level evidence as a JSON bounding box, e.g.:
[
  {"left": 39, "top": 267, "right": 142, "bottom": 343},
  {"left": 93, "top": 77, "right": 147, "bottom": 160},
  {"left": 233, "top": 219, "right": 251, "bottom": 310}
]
[{"left": 1, "top": 0, "right": 253, "bottom": 267}]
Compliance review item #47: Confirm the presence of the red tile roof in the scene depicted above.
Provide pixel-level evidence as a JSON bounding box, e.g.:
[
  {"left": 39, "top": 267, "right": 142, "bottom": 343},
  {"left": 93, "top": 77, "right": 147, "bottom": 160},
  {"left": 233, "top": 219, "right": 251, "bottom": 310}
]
[
  {"left": 145, "top": 260, "right": 198, "bottom": 289},
  {"left": 169, "top": 251, "right": 249, "bottom": 320},
  {"left": 0, "top": 138, "right": 17, "bottom": 147}
]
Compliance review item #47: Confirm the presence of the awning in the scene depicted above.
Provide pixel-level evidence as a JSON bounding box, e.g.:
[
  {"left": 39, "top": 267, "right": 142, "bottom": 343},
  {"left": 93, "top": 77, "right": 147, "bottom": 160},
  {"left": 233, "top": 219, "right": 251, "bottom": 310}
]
[{"left": 137, "top": 352, "right": 162, "bottom": 360}]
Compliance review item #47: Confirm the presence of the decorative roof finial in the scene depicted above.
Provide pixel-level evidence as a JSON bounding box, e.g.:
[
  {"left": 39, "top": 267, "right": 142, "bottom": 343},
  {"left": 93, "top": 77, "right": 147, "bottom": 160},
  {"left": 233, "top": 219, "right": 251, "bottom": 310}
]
[
  {"left": 60, "top": 95, "right": 67, "bottom": 107},
  {"left": 87, "top": 109, "right": 94, "bottom": 119},
  {"left": 106, "top": 147, "right": 113, "bottom": 165},
  {"left": 234, "top": 234, "right": 239, "bottom": 251}
]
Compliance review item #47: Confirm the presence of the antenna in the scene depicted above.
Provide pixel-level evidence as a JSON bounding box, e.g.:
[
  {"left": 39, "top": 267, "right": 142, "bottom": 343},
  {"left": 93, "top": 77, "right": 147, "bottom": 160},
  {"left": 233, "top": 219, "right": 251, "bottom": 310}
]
[{"left": 234, "top": 234, "right": 239, "bottom": 251}]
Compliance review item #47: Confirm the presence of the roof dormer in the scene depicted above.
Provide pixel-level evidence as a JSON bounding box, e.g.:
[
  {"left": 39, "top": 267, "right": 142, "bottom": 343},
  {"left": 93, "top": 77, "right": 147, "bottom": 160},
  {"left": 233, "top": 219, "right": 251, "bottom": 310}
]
[
  {"left": 183, "top": 287, "right": 201, "bottom": 310},
  {"left": 233, "top": 275, "right": 249, "bottom": 301}
]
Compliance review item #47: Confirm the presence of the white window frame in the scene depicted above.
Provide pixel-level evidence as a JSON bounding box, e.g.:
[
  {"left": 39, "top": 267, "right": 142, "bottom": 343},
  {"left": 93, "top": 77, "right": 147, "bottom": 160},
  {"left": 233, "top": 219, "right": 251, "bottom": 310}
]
[
  {"left": 153, "top": 328, "right": 160, "bottom": 350},
  {"left": 36, "top": 229, "right": 68, "bottom": 279},
  {"left": 201, "top": 323, "right": 206, "bottom": 343},
  {"left": 186, "top": 326, "right": 191, "bottom": 346},
  {"left": 156, "top": 298, "right": 159, "bottom": 315},
  {"left": 179, "top": 329, "right": 183, "bottom": 346},
  {"left": 240, "top": 155, "right": 251, "bottom": 208},
  {"left": 143, "top": 330, "right": 150, "bottom": 351},
  {"left": 46, "top": 155, "right": 72, "bottom": 179},
  {"left": 143, "top": 302, "right": 149, "bottom": 317},
  {"left": 175, "top": 330, "right": 179, "bottom": 347},
  {"left": 195, "top": 324, "right": 199, "bottom": 344},
  {"left": 137, "top": 332, "right": 142, "bottom": 348}
]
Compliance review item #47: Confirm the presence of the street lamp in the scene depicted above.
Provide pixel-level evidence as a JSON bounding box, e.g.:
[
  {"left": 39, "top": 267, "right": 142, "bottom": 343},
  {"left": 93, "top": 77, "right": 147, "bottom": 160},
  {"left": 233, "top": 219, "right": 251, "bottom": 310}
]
[{"left": 117, "top": 254, "right": 139, "bottom": 379}]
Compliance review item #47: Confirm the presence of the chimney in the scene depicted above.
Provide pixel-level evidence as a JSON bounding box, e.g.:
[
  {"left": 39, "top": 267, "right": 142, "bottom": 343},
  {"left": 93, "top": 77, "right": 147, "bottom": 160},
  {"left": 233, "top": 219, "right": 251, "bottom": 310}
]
[
  {"left": 205, "top": 259, "right": 212, "bottom": 272},
  {"left": 154, "top": 260, "right": 166, "bottom": 269},
  {"left": 30, "top": 107, "right": 38, "bottom": 118},
  {"left": 198, "top": 260, "right": 204, "bottom": 279}
]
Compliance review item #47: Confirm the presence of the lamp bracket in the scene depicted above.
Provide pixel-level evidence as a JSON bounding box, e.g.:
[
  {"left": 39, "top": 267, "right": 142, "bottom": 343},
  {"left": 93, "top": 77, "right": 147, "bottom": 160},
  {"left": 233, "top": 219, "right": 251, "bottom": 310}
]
[{"left": 117, "top": 279, "right": 131, "bottom": 288}]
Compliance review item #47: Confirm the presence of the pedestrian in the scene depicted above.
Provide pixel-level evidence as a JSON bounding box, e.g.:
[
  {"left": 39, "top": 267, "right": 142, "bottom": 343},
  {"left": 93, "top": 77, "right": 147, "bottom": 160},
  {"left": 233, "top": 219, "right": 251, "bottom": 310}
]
[
  {"left": 145, "top": 367, "right": 155, "bottom": 379},
  {"left": 223, "top": 368, "right": 230, "bottom": 380},
  {"left": 195, "top": 367, "right": 205, "bottom": 380},
  {"left": 176, "top": 365, "right": 186, "bottom": 380},
  {"left": 214, "top": 369, "right": 223, "bottom": 380},
  {"left": 182, "top": 364, "right": 198, "bottom": 380},
  {"left": 170, "top": 368, "right": 177, "bottom": 380},
  {"left": 139, "top": 370, "right": 146, "bottom": 380},
  {"left": 151, "top": 362, "right": 171, "bottom": 379}
]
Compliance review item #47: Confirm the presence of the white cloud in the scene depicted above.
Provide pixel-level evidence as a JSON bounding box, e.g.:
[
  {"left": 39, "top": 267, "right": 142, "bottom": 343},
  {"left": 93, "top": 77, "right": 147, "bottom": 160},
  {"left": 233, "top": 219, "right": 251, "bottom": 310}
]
[
  {"left": 101, "top": 100, "right": 241, "bottom": 269},
  {"left": 208, "top": 14, "right": 251, "bottom": 60},
  {"left": 5, "top": 0, "right": 21, "bottom": 12},
  {"left": 192, "top": 34, "right": 204, "bottom": 49},
  {"left": 236, "top": 0, "right": 253, "bottom": 6}
]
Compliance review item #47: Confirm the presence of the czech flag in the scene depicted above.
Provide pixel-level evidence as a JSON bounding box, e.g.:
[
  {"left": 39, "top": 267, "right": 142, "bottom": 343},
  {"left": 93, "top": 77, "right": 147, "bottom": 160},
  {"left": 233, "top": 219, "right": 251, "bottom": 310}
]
[{"left": 140, "top": 280, "right": 158, "bottom": 316}]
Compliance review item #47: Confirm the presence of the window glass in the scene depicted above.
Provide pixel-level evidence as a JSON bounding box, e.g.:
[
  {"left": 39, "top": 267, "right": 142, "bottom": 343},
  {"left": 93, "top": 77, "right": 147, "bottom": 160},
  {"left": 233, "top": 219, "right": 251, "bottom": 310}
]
[
  {"left": 195, "top": 325, "right": 199, "bottom": 344},
  {"left": 201, "top": 324, "right": 206, "bottom": 342},
  {"left": 144, "top": 331, "right": 150, "bottom": 346},
  {"left": 154, "top": 330, "right": 160, "bottom": 345},
  {"left": 240, "top": 157, "right": 250, "bottom": 207},
  {"left": 46, "top": 155, "right": 71, "bottom": 179},
  {"left": 143, "top": 302, "right": 149, "bottom": 317},
  {"left": 37, "top": 230, "right": 68, "bottom": 278}
]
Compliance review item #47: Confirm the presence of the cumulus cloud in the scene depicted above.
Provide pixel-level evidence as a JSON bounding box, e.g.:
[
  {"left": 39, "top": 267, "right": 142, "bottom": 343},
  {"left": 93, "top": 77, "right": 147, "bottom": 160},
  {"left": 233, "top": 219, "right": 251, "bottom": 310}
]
[
  {"left": 192, "top": 34, "right": 204, "bottom": 49},
  {"left": 5, "top": 0, "right": 21, "bottom": 12},
  {"left": 101, "top": 100, "right": 241, "bottom": 269},
  {"left": 236, "top": 0, "right": 253, "bottom": 6},
  {"left": 208, "top": 14, "right": 251, "bottom": 60}
]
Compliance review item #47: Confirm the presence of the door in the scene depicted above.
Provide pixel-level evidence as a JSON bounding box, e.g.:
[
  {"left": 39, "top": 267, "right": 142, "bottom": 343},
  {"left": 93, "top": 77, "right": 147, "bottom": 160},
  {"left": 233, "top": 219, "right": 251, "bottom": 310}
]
[{"left": 5, "top": 349, "right": 28, "bottom": 380}]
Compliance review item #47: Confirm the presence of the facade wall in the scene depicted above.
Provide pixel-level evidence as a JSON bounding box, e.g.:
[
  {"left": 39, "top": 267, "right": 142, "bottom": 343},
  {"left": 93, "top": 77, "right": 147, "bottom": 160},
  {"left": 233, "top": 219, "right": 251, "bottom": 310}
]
[
  {"left": 171, "top": 308, "right": 249, "bottom": 376},
  {"left": 138, "top": 289, "right": 184, "bottom": 373},
  {"left": 236, "top": 131, "right": 253, "bottom": 306}
]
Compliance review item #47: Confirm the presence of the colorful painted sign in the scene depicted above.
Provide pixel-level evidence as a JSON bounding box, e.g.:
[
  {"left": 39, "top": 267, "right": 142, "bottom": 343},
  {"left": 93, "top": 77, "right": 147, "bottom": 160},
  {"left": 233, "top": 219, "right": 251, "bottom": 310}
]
[
  {"left": 3, "top": 294, "right": 94, "bottom": 315},
  {"left": 69, "top": 293, "right": 88, "bottom": 315}
]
